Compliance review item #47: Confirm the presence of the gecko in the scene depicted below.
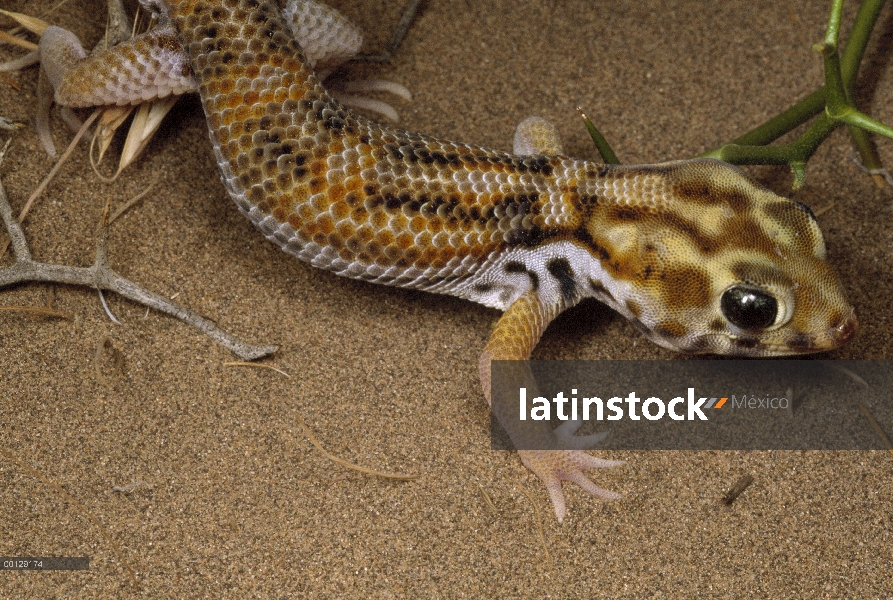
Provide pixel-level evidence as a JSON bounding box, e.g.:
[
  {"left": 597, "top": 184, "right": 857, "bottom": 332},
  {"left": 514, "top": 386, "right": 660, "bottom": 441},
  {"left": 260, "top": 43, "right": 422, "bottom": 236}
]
[{"left": 21, "top": 0, "right": 857, "bottom": 522}]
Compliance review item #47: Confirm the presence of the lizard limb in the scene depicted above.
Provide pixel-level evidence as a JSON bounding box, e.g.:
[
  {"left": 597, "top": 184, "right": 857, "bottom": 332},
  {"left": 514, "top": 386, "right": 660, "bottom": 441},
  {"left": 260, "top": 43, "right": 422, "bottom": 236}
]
[{"left": 479, "top": 289, "right": 624, "bottom": 523}]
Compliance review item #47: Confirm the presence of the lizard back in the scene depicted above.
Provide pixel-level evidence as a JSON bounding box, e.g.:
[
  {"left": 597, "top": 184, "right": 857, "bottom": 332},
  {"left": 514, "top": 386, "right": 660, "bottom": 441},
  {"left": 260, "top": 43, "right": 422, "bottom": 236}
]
[{"left": 156, "top": 0, "right": 856, "bottom": 356}]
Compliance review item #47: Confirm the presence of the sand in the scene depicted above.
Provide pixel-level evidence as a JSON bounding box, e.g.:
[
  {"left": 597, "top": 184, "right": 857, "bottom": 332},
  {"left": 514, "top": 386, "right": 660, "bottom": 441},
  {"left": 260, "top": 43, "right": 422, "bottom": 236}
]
[{"left": 1, "top": 0, "right": 891, "bottom": 597}]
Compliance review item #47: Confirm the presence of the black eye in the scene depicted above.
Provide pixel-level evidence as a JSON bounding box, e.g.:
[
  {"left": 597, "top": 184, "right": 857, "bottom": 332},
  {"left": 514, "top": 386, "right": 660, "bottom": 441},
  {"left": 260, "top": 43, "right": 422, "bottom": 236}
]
[{"left": 721, "top": 286, "right": 778, "bottom": 330}]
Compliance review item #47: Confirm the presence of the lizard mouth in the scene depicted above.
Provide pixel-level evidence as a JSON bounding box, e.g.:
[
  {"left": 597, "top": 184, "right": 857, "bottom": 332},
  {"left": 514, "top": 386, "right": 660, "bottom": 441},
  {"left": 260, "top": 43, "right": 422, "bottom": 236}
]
[
  {"left": 783, "top": 308, "right": 858, "bottom": 353},
  {"left": 820, "top": 308, "right": 858, "bottom": 349}
]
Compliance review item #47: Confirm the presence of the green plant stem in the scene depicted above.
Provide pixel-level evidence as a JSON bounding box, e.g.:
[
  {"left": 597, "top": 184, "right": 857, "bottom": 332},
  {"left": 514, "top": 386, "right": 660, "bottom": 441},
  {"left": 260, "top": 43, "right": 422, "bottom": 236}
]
[
  {"left": 701, "top": 0, "right": 887, "bottom": 152},
  {"left": 578, "top": 108, "right": 621, "bottom": 164},
  {"left": 698, "top": 0, "right": 893, "bottom": 188}
]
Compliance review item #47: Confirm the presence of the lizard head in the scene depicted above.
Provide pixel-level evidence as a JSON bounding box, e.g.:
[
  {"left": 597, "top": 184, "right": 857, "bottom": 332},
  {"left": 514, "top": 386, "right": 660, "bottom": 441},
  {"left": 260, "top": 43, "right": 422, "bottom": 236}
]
[{"left": 581, "top": 159, "right": 856, "bottom": 356}]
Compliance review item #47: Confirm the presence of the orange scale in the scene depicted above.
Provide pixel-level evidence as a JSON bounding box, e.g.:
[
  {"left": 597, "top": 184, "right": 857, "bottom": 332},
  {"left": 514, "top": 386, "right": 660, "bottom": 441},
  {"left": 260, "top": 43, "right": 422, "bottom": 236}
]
[
  {"left": 395, "top": 231, "right": 414, "bottom": 250},
  {"left": 403, "top": 247, "right": 421, "bottom": 263},
  {"left": 297, "top": 203, "right": 316, "bottom": 221},
  {"left": 326, "top": 170, "right": 346, "bottom": 186},
  {"left": 214, "top": 120, "right": 229, "bottom": 140},
  {"left": 290, "top": 185, "right": 310, "bottom": 205},
  {"left": 343, "top": 175, "right": 363, "bottom": 192},
  {"left": 376, "top": 229, "right": 396, "bottom": 247},
  {"left": 417, "top": 247, "right": 438, "bottom": 265},
  {"left": 225, "top": 92, "right": 243, "bottom": 109},
  {"left": 350, "top": 206, "right": 369, "bottom": 224},
  {"left": 328, "top": 139, "right": 346, "bottom": 155},
  {"left": 233, "top": 104, "right": 250, "bottom": 121},
  {"left": 336, "top": 220, "right": 356, "bottom": 239},
  {"left": 326, "top": 232, "right": 345, "bottom": 249},
  {"left": 243, "top": 89, "right": 259, "bottom": 105},
  {"left": 327, "top": 184, "right": 346, "bottom": 204},
  {"left": 414, "top": 231, "right": 432, "bottom": 248},
  {"left": 302, "top": 220, "right": 319, "bottom": 237},
  {"left": 311, "top": 194, "right": 331, "bottom": 212},
  {"left": 287, "top": 84, "right": 308, "bottom": 101},
  {"left": 330, "top": 200, "right": 350, "bottom": 220},
  {"left": 388, "top": 213, "right": 409, "bottom": 232},
  {"left": 356, "top": 225, "right": 375, "bottom": 243},
  {"left": 442, "top": 218, "right": 460, "bottom": 234},
  {"left": 369, "top": 210, "right": 389, "bottom": 229},
  {"left": 282, "top": 57, "right": 303, "bottom": 72},
  {"left": 310, "top": 160, "right": 327, "bottom": 176},
  {"left": 316, "top": 214, "right": 335, "bottom": 235},
  {"left": 219, "top": 78, "right": 235, "bottom": 94}
]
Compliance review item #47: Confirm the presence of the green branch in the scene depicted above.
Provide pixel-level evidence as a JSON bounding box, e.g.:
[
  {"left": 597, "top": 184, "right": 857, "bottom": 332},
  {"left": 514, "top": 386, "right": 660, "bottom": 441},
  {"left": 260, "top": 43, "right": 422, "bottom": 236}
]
[{"left": 695, "top": 0, "right": 892, "bottom": 188}]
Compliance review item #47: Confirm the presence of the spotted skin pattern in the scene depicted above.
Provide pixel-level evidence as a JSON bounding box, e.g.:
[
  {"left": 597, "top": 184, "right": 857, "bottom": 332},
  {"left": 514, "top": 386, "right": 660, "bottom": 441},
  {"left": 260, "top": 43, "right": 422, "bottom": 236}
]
[{"left": 40, "top": 0, "right": 858, "bottom": 521}]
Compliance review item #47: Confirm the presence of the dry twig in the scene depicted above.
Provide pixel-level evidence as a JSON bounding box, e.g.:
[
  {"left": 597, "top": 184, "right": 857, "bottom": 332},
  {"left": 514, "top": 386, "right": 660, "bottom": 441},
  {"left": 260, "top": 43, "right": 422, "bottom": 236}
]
[{"left": 0, "top": 138, "right": 277, "bottom": 360}]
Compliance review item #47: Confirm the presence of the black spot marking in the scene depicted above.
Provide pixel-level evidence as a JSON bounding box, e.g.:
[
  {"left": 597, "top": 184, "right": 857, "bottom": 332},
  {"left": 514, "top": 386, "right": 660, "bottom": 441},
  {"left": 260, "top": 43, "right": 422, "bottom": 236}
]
[
  {"left": 685, "top": 338, "right": 713, "bottom": 353},
  {"left": 628, "top": 318, "right": 651, "bottom": 336},
  {"left": 732, "top": 337, "right": 759, "bottom": 350},
  {"left": 792, "top": 201, "right": 817, "bottom": 222},
  {"left": 505, "top": 225, "right": 548, "bottom": 247},
  {"left": 386, "top": 143, "right": 403, "bottom": 160},
  {"left": 473, "top": 282, "right": 494, "bottom": 294},
  {"left": 547, "top": 258, "right": 576, "bottom": 301},
  {"left": 786, "top": 334, "right": 813, "bottom": 351},
  {"left": 384, "top": 193, "right": 401, "bottom": 211},
  {"left": 431, "top": 151, "right": 450, "bottom": 165},
  {"left": 615, "top": 208, "right": 640, "bottom": 221},
  {"left": 655, "top": 321, "right": 687, "bottom": 339},
  {"left": 505, "top": 261, "right": 539, "bottom": 291},
  {"left": 323, "top": 114, "right": 345, "bottom": 134},
  {"left": 574, "top": 228, "right": 611, "bottom": 261},
  {"left": 589, "top": 279, "right": 615, "bottom": 302}
]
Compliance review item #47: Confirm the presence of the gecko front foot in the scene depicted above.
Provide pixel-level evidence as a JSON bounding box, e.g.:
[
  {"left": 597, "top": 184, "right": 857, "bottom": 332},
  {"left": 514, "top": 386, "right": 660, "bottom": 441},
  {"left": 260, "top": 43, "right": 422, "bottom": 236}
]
[{"left": 519, "top": 449, "right": 624, "bottom": 523}]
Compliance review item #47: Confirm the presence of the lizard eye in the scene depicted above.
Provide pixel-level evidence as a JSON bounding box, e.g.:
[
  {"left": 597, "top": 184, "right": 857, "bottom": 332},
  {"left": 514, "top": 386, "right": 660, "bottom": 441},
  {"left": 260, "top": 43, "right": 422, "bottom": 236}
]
[{"left": 721, "top": 285, "right": 778, "bottom": 330}]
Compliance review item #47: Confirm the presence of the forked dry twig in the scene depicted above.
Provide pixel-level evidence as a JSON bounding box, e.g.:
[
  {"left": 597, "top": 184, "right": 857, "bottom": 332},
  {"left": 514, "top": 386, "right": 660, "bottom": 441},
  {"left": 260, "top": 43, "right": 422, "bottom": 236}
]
[{"left": 0, "top": 138, "right": 277, "bottom": 360}]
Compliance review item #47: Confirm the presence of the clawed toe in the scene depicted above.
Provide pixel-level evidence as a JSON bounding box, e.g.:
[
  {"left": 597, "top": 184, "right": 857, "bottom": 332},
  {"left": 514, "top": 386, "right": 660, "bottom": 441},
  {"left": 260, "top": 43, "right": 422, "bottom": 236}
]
[{"left": 520, "top": 449, "right": 624, "bottom": 522}]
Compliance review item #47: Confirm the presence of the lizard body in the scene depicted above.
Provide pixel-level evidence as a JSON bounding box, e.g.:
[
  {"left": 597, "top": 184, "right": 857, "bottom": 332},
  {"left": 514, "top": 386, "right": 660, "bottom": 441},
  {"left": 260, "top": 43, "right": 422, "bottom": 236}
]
[{"left": 23, "top": 0, "right": 857, "bottom": 520}]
